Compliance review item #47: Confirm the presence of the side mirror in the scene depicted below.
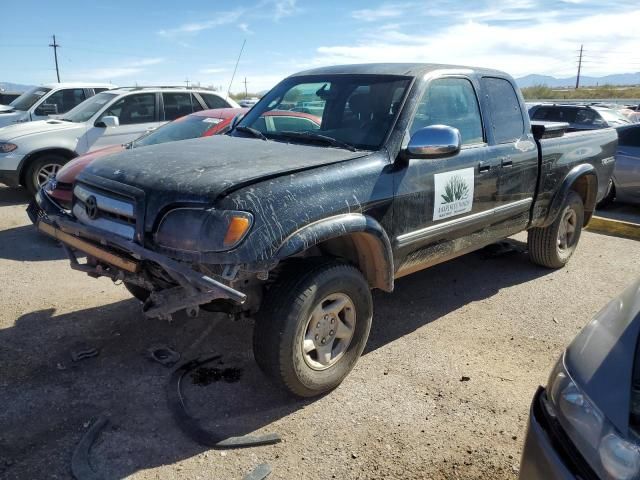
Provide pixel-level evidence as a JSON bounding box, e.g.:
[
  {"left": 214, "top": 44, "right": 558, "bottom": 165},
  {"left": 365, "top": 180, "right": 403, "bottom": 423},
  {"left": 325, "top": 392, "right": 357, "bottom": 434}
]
[
  {"left": 96, "top": 116, "right": 120, "bottom": 128},
  {"left": 230, "top": 113, "right": 245, "bottom": 131},
  {"left": 403, "top": 125, "right": 462, "bottom": 159},
  {"left": 35, "top": 103, "right": 58, "bottom": 116}
]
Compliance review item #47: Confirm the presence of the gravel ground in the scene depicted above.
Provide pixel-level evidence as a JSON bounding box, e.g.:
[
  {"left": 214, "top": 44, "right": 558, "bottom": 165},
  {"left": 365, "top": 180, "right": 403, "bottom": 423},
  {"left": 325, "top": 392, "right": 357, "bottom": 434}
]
[{"left": 1, "top": 185, "right": 639, "bottom": 480}]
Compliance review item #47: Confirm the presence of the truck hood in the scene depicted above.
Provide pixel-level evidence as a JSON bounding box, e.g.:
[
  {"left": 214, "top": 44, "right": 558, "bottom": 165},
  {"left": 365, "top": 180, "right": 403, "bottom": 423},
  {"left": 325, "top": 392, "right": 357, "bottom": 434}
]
[
  {"left": 0, "top": 110, "right": 28, "bottom": 128},
  {"left": 565, "top": 278, "right": 640, "bottom": 435},
  {"left": 0, "top": 104, "right": 15, "bottom": 112},
  {"left": 80, "top": 135, "right": 370, "bottom": 225},
  {"left": 0, "top": 118, "right": 83, "bottom": 141}
]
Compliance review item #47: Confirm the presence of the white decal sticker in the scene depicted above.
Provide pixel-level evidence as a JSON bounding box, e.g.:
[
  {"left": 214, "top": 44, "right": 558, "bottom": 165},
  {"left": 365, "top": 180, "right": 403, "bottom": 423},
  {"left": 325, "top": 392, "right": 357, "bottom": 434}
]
[
  {"left": 202, "top": 117, "right": 223, "bottom": 124},
  {"left": 433, "top": 168, "right": 474, "bottom": 221}
]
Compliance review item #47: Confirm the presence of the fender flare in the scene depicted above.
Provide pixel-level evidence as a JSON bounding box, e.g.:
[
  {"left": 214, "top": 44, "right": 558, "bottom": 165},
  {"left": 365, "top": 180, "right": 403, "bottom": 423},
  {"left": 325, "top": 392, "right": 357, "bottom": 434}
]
[
  {"left": 275, "top": 213, "right": 394, "bottom": 292},
  {"left": 18, "top": 147, "right": 78, "bottom": 183},
  {"left": 542, "top": 164, "right": 598, "bottom": 228}
]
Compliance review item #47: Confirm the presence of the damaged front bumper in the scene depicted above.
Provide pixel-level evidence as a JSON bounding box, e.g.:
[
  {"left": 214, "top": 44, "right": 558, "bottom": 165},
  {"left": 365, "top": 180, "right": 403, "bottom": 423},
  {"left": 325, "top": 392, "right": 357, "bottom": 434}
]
[{"left": 28, "top": 189, "right": 247, "bottom": 319}]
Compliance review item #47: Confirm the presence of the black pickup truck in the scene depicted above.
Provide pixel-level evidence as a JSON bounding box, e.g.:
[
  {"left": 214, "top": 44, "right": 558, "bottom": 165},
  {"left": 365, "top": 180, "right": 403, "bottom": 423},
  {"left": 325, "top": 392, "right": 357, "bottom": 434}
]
[{"left": 31, "top": 63, "right": 617, "bottom": 397}]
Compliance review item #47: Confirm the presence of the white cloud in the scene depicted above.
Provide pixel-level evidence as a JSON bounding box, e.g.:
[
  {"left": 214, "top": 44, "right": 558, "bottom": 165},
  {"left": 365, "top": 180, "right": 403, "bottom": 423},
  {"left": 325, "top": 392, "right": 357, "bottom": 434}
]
[
  {"left": 352, "top": 3, "right": 412, "bottom": 22},
  {"left": 199, "top": 67, "right": 227, "bottom": 74},
  {"left": 66, "top": 58, "right": 165, "bottom": 81},
  {"left": 272, "top": 0, "right": 298, "bottom": 20},
  {"left": 238, "top": 23, "right": 253, "bottom": 34},
  {"left": 157, "top": 10, "right": 244, "bottom": 36},
  {"left": 308, "top": 8, "right": 640, "bottom": 78}
]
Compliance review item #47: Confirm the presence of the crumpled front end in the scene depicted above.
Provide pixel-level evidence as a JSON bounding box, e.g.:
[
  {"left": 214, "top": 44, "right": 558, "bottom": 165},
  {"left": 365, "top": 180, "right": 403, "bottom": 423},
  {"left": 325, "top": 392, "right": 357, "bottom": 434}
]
[{"left": 29, "top": 184, "right": 248, "bottom": 320}]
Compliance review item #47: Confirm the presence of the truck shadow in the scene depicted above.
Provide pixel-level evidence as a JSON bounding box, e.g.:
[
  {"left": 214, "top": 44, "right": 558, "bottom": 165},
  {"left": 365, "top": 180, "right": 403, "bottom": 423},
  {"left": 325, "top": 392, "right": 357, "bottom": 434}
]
[
  {"left": 0, "top": 224, "right": 67, "bottom": 261},
  {"left": 0, "top": 186, "right": 30, "bottom": 207},
  {"left": 1, "top": 239, "right": 551, "bottom": 479}
]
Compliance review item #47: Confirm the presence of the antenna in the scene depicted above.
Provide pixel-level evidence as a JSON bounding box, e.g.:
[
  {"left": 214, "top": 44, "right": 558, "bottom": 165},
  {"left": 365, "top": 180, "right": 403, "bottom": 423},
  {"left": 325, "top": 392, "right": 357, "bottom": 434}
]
[
  {"left": 49, "top": 34, "right": 61, "bottom": 82},
  {"left": 576, "top": 44, "right": 583, "bottom": 89},
  {"left": 227, "top": 39, "right": 246, "bottom": 97},
  {"left": 243, "top": 77, "right": 249, "bottom": 98}
]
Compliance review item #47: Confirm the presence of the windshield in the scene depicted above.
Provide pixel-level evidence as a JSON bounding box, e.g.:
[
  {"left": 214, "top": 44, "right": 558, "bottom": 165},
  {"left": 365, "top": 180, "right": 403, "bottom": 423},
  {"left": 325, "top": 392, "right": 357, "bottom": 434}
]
[
  {"left": 236, "top": 75, "right": 411, "bottom": 150},
  {"left": 133, "top": 114, "right": 223, "bottom": 147},
  {"left": 63, "top": 92, "right": 117, "bottom": 123},
  {"left": 9, "top": 87, "right": 52, "bottom": 111}
]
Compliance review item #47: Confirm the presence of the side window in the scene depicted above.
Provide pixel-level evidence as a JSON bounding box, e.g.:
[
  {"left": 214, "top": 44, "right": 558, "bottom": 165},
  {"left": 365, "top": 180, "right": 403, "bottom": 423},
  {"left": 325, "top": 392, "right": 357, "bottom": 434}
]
[
  {"left": 41, "top": 88, "right": 86, "bottom": 114},
  {"left": 102, "top": 93, "right": 156, "bottom": 125},
  {"left": 531, "top": 107, "right": 550, "bottom": 120},
  {"left": 481, "top": 77, "right": 524, "bottom": 143},
  {"left": 199, "top": 93, "right": 230, "bottom": 109},
  {"left": 619, "top": 127, "right": 640, "bottom": 147},
  {"left": 411, "top": 77, "right": 484, "bottom": 146},
  {"left": 575, "top": 109, "right": 597, "bottom": 125},
  {"left": 163, "top": 92, "right": 199, "bottom": 121}
]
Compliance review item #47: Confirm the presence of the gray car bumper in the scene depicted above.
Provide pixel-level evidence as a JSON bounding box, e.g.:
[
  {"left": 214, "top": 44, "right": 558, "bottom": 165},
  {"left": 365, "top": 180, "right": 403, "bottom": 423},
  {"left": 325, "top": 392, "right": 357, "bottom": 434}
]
[{"left": 519, "top": 387, "right": 597, "bottom": 480}]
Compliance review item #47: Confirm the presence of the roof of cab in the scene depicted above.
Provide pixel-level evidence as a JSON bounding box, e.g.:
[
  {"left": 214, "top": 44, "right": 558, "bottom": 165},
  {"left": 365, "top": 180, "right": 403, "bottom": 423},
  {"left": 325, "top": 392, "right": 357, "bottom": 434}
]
[{"left": 290, "top": 63, "right": 510, "bottom": 79}]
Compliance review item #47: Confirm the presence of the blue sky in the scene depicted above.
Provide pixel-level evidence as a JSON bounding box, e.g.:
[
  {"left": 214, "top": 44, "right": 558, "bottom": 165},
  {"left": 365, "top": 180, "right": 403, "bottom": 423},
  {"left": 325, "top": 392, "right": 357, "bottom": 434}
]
[{"left": 3, "top": 0, "right": 640, "bottom": 92}]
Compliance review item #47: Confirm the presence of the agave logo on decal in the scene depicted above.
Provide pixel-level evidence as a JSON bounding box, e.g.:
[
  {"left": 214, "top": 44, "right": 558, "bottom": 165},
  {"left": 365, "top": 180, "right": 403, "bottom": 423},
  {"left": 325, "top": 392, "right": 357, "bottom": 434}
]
[{"left": 433, "top": 168, "right": 474, "bottom": 221}]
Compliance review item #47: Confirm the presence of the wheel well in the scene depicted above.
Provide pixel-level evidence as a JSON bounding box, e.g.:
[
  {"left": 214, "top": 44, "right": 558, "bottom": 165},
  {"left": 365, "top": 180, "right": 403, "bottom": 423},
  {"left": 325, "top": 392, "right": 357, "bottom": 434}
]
[
  {"left": 19, "top": 148, "right": 77, "bottom": 186},
  {"left": 309, "top": 233, "right": 392, "bottom": 291},
  {"left": 570, "top": 174, "right": 597, "bottom": 225}
]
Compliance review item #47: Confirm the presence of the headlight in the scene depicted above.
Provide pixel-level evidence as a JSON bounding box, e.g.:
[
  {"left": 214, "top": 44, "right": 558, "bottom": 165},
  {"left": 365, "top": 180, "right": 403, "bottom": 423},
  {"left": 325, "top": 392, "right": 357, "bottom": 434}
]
[
  {"left": 0, "top": 142, "right": 17, "bottom": 153},
  {"left": 546, "top": 357, "right": 640, "bottom": 479},
  {"left": 154, "top": 208, "right": 253, "bottom": 252}
]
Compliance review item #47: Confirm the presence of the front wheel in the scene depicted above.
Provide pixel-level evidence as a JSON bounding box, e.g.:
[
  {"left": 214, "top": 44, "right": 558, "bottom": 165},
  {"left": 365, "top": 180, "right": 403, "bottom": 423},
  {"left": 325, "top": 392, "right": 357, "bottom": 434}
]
[
  {"left": 528, "top": 190, "right": 584, "bottom": 268},
  {"left": 253, "top": 260, "right": 372, "bottom": 398},
  {"left": 25, "top": 154, "right": 67, "bottom": 195}
]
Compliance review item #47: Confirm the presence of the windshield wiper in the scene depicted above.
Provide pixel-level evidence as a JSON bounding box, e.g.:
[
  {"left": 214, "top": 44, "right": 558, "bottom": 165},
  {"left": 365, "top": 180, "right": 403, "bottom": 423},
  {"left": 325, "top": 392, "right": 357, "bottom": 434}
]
[
  {"left": 235, "top": 125, "right": 267, "bottom": 141},
  {"left": 276, "top": 131, "right": 357, "bottom": 152}
]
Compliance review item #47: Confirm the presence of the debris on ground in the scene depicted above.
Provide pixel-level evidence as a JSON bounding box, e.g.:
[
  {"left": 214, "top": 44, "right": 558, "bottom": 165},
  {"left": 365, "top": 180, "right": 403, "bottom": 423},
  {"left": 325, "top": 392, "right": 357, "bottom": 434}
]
[
  {"left": 70, "top": 346, "right": 99, "bottom": 362},
  {"left": 146, "top": 344, "right": 181, "bottom": 367},
  {"left": 167, "top": 355, "right": 282, "bottom": 449},
  {"left": 71, "top": 414, "right": 109, "bottom": 480},
  {"left": 480, "top": 241, "right": 525, "bottom": 259},
  {"left": 460, "top": 376, "right": 471, "bottom": 382},
  {"left": 242, "top": 463, "right": 272, "bottom": 480},
  {"left": 190, "top": 366, "right": 243, "bottom": 385}
]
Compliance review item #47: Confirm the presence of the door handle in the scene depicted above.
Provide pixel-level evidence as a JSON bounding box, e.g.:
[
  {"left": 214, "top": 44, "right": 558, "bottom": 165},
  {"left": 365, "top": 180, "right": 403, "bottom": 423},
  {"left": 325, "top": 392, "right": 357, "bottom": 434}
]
[
  {"left": 500, "top": 157, "right": 513, "bottom": 168},
  {"left": 478, "top": 162, "right": 491, "bottom": 173}
]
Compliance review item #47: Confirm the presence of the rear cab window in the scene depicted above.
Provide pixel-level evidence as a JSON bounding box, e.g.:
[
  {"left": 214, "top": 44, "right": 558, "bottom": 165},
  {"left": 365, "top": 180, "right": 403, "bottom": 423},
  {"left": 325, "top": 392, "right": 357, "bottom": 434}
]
[{"left": 480, "top": 77, "right": 524, "bottom": 143}]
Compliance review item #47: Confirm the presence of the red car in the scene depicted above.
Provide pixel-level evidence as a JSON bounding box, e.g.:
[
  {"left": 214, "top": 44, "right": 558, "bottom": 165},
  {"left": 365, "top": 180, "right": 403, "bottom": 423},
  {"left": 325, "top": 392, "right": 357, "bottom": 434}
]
[{"left": 46, "top": 107, "right": 321, "bottom": 208}]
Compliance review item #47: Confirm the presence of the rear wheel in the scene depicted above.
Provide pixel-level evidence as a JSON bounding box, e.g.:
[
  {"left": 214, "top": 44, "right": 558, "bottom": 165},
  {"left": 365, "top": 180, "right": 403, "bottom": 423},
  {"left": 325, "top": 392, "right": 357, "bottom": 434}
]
[
  {"left": 253, "top": 259, "right": 372, "bottom": 398},
  {"left": 528, "top": 190, "right": 584, "bottom": 268},
  {"left": 25, "top": 154, "right": 67, "bottom": 195},
  {"left": 597, "top": 179, "right": 615, "bottom": 209}
]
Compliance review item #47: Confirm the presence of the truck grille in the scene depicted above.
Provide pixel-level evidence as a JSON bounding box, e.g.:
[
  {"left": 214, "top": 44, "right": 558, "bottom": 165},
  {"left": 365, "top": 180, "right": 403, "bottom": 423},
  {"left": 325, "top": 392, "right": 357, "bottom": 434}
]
[{"left": 72, "top": 183, "right": 136, "bottom": 240}]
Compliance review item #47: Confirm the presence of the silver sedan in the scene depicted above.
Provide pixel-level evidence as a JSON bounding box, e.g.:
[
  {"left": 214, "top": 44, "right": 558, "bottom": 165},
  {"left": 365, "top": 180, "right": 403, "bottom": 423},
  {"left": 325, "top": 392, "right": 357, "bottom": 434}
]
[{"left": 601, "top": 124, "right": 640, "bottom": 206}]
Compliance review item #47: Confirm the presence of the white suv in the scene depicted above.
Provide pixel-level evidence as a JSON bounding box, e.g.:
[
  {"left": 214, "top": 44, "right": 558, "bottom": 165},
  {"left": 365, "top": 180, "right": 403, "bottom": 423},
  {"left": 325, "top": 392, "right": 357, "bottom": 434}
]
[
  {"left": 0, "top": 87, "right": 238, "bottom": 193},
  {"left": 0, "top": 83, "right": 114, "bottom": 128}
]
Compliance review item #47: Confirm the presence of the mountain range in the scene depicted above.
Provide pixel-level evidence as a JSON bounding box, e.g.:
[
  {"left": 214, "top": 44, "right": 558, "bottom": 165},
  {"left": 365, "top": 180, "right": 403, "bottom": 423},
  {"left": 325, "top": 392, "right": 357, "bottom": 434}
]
[
  {"left": 0, "top": 82, "right": 33, "bottom": 92},
  {"left": 516, "top": 72, "right": 640, "bottom": 88}
]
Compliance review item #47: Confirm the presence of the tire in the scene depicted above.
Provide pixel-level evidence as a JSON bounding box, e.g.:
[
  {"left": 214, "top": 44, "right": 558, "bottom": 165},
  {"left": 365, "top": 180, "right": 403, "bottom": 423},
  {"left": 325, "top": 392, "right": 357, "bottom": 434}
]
[
  {"left": 253, "top": 259, "right": 373, "bottom": 398},
  {"left": 124, "top": 282, "right": 151, "bottom": 302},
  {"left": 597, "top": 179, "right": 615, "bottom": 209},
  {"left": 25, "top": 154, "right": 67, "bottom": 195},
  {"left": 528, "top": 191, "right": 584, "bottom": 269}
]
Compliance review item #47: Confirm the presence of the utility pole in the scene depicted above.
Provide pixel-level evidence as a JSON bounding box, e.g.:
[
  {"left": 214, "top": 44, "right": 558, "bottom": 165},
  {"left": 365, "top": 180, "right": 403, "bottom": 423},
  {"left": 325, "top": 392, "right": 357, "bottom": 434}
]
[
  {"left": 243, "top": 77, "right": 249, "bottom": 98},
  {"left": 575, "top": 44, "right": 583, "bottom": 90},
  {"left": 49, "top": 34, "right": 61, "bottom": 82},
  {"left": 184, "top": 78, "right": 190, "bottom": 88}
]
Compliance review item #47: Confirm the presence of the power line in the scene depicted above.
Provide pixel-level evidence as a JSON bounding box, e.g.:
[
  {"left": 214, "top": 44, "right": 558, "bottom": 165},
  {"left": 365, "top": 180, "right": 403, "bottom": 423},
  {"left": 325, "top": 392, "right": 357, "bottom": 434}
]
[
  {"left": 227, "top": 39, "right": 246, "bottom": 96},
  {"left": 49, "top": 34, "right": 61, "bottom": 82}
]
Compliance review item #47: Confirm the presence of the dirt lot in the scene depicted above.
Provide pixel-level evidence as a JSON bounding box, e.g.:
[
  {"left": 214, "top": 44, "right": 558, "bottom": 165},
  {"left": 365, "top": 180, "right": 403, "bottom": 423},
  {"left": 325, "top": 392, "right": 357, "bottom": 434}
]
[{"left": 1, "top": 185, "right": 639, "bottom": 480}]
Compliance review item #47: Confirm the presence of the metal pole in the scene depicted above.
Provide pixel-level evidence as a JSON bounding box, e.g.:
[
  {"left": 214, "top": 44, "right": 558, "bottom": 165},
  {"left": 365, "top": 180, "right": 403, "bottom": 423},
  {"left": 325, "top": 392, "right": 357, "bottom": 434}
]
[
  {"left": 49, "top": 34, "right": 61, "bottom": 82},
  {"left": 575, "top": 44, "right": 583, "bottom": 90},
  {"left": 227, "top": 39, "right": 246, "bottom": 97}
]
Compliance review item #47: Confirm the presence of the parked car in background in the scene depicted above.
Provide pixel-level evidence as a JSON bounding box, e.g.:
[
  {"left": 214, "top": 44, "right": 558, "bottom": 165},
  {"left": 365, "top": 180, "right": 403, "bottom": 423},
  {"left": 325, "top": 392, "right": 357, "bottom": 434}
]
[
  {"left": 0, "top": 83, "right": 114, "bottom": 129},
  {"left": 0, "top": 90, "right": 22, "bottom": 105},
  {"left": 31, "top": 63, "right": 616, "bottom": 398},
  {"left": 529, "top": 104, "right": 631, "bottom": 131},
  {"left": 599, "top": 124, "right": 640, "bottom": 206},
  {"left": 238, "top": 97, "right": 260, "bottom": 108},
  {"left": 0, "top": 87, "right": 238, "bottom": 194},
  {"left": 42, "top": 107, "right": 321, "bottom": 209},
  {"left": 520, "top": 278, "right": 640, "bottom": 480}
]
